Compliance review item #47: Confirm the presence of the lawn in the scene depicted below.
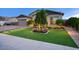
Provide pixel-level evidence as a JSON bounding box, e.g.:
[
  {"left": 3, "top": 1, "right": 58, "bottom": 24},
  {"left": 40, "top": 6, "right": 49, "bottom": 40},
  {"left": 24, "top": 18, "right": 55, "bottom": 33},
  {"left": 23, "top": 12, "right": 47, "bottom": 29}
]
[{"left": 3, "top": 28, "right": 78, "bottom": 48}]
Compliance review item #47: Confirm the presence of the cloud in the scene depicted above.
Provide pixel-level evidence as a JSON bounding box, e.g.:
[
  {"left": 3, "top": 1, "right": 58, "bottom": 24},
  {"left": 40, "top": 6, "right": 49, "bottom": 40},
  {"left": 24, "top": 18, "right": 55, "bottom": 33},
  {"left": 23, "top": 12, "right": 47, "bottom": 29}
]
[
  {"left": 65, "top": 13, "right": 79, "bottom": 19},
  {"left": 71, "top": 14, "right": 79, "bottom": 17},
  {"left": 63, "top": 9, "right": 79, "bottom": 19}
]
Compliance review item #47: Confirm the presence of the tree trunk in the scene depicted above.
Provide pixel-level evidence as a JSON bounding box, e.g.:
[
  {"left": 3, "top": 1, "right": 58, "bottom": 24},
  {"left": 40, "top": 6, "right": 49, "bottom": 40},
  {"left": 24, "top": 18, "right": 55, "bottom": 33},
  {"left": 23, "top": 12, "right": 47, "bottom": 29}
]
[{"left": 38, "top": 24, "right": 41, "bottom": 31}]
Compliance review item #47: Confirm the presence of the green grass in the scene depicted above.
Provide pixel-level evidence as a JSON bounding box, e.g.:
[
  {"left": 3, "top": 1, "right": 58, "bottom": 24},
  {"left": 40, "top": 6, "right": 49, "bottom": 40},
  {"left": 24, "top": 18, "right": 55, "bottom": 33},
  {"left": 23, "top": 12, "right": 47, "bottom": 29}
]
[{"left": 3, "top": 28, "right": 78, "bottom": 48}]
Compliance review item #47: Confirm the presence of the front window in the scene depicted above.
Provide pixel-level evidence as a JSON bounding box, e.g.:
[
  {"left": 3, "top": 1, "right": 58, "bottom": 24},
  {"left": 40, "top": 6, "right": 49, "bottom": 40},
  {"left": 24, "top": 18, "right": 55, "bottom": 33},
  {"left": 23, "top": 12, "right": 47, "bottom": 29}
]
[{"left": 50, "top": 17, "right": 53, "bottom": 20}]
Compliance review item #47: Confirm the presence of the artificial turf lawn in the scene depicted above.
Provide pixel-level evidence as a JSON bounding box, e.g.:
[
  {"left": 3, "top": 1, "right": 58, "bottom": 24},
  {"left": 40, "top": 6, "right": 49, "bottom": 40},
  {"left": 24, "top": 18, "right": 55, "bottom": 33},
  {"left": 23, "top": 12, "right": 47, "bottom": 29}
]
[{"left": 3, "top": 28, "right": 78, "bottom": 48}]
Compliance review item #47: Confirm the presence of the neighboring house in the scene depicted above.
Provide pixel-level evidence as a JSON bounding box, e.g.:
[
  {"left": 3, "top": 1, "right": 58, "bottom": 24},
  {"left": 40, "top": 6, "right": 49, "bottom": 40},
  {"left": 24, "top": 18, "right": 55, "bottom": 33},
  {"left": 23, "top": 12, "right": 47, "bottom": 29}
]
[
  {"left": 4, "top": 17, "right": 18, "bottom": 25},
  {"left": 29, "top": 10, "right": 64, "bottom": 26},
  {"left": 0, "top": 15, "right": 31, "bottom": 26},
  {"left": 0, "top": 16, "right": 6, "bottom": 26},
  {"left": 16, "top": 15, "right": 31, "bottom": 26}
]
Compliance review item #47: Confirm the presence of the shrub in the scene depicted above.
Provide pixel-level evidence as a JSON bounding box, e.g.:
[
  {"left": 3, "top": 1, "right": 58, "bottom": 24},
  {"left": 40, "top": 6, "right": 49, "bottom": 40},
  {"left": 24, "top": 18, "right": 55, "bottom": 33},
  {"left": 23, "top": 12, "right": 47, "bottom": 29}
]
[
  {"left": 47, "top": 26, "right": 52, "bottom": 29},
  {"left": 53, "top": 26, "right": 64, "bottom": 29},
  {"left": 56, "top": 19, "right": 64, "bottom": 25},
  {"left": 27, "top": 20, "right": 34, "bottom": 25},
  {"left": 66, "top": 17, "right": 79, "bottom": 31}
]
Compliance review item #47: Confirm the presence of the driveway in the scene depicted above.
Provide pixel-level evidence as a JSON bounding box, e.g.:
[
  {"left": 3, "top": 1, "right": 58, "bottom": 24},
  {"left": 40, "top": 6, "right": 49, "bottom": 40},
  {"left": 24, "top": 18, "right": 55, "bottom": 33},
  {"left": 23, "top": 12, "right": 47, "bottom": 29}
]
[
  {"left": 0, "top": 26, "right": 26, "bottom": 32},
  {"left": 0, "top": 33, "right": 78, "bottom": 50}
]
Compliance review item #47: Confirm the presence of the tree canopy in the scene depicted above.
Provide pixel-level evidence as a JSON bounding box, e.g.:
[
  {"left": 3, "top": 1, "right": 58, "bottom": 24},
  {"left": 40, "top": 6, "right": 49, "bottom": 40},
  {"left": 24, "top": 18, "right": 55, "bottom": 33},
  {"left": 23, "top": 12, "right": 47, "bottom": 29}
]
[
  {"left": 34, "top": 9, "right": 48, "bottom": 33},
  {"left": 35, "top": 9, "right": 47, "bottom": 25},
  {"left": 66, "top": 17, "right": 79, "bottom": 31}
]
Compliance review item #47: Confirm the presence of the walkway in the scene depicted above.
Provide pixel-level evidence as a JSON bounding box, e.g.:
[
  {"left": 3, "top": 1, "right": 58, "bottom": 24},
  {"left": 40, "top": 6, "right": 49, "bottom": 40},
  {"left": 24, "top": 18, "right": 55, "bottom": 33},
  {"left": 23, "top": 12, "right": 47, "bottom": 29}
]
[
  {"left": 64, "top": 27, "right": 79, "bottom": 47},
  {"left": 0, "top": 33, "right": 78, "bottom": 50},
  {"left": 0, "top": 26, "right": 26, "bottom": 32}
]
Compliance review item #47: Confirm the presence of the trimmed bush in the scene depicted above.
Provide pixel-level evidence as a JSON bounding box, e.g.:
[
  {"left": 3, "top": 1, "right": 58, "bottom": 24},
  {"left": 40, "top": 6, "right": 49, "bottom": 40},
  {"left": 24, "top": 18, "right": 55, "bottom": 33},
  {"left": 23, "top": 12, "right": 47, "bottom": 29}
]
[
  {"left": 56, "top": 19, "right": 64, "bottom": 25},
  {"left": 27, "top": 20, "right": 34, "bottom": 25}
]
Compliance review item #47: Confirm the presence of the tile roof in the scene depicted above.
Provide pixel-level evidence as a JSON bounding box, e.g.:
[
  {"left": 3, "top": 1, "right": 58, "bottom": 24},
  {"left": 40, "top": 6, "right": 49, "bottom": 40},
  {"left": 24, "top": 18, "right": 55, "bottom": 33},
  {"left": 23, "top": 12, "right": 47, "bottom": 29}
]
[
  {"left": 16, "top": 15, "right": 32, "bottom": 18},
  {"left": 29, "top": 9, "right": 64, "bottom": 16}
]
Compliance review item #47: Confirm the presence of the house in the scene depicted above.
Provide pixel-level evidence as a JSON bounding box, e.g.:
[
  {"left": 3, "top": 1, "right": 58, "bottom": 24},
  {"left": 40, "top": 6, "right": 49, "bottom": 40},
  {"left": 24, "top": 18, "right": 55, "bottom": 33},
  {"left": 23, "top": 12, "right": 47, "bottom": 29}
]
[
  {"left": 0, "top": 15, "right": 31, "bottom": 26},
  {"left": 29, "top": 10, "right": 64, "bottom": 26},
  {"left": 4, "top": 17, "right": 18, "bottom": 25},
  {"left": 16, "top": 15, "right": 31, "bottom": 26}
]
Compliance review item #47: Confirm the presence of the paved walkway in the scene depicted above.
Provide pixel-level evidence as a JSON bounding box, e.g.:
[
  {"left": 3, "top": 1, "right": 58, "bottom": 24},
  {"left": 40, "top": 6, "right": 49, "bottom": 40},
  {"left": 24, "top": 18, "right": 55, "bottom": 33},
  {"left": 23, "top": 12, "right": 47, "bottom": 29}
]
[
  {"left": 0, "top": 33, "right": 78, "bottom": 50},
  {"left": 0, "top": 26, "right": 26, "bottom": 32},
  {"left": 64, "top": 27, "right": 79, "bottom": 47}
]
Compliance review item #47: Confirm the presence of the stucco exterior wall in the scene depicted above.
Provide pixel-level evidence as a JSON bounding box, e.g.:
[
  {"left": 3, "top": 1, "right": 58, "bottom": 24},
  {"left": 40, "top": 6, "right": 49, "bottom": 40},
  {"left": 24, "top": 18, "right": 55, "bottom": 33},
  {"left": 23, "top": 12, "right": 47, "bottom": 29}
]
[
  {"left": 47, "top": 14, "right": 62, "bottom": 26},
  {"left": 2, "top": 17, "right": 31, "bottom": 26},
  {"left": 31, "top": 14, "right": 63, "bottom": 26},
  {"left": 5, "top": 18, "right": 18, "bottom": 22}
]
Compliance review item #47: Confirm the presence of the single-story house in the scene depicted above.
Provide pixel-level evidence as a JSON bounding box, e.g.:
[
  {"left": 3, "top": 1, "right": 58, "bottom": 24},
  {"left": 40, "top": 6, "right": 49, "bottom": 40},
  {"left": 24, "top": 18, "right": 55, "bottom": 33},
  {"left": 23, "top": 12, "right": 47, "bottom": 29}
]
[
  {"left": 0, "top": 15, "right": 31, "bottom": 26},
  {"left": 29, "top": 10, "right": 64, "bottom": 26},
  {"left": 0, "top": 10, "right": 64, "bottom": 26},
  {"left": 16, "top": 15, "right": 31, "bottom": 26}
]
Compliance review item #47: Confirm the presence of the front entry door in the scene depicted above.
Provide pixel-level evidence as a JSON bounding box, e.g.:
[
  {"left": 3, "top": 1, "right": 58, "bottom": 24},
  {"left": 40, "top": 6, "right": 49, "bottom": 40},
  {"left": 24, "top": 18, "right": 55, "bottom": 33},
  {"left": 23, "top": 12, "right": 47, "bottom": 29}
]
[{"left": 50, "top": 17, "right": 53, "bottom": 25}]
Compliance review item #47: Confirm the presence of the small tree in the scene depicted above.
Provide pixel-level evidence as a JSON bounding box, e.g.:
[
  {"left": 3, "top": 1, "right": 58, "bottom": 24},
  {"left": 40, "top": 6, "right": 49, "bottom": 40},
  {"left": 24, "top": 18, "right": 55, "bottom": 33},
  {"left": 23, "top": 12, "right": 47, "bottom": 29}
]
[
  {"left": 66, "top": 17, "right": 79, "bottom": 32},
  {"left": 40, "top": 9, "right": 47, "bottom": 31},
  {"left": 34, "top": 9, "right": 48, "bottom": 32},
  {"left": 75, "top": 18, "right": 79, "bottom": 31},
  {"left": 34, "top": 11, "right": 41, "bottom": 31}
]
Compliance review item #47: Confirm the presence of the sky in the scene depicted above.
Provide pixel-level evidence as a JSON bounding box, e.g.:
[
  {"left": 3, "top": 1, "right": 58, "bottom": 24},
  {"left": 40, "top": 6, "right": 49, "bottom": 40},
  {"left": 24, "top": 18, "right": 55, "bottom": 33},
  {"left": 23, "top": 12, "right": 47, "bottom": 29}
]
[{"left": 0, "top": 8, "right": 79, "bottom": 19}]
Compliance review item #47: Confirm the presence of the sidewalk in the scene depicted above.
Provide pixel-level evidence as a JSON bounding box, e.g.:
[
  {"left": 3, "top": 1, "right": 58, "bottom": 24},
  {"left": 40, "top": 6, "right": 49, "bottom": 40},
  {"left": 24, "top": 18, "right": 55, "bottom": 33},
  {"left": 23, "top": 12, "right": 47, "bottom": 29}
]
[
  {"left": 0, "top": 33, "right": 78, "bottom": 50},
  {"left": 64, "top": 27, "right": 79, "bottom": 47},
  {"left": 0, "top": 26, "right": 26, "bottom": 32}
]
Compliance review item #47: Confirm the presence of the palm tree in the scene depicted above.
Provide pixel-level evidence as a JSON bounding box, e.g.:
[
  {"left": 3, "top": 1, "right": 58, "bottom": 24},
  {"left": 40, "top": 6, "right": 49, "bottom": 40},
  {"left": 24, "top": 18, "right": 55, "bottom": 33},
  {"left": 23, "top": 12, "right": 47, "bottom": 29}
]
[
  {"left": 40, "top": 9, "right": 48, "bottom": 32},
  {"left": 34, "top": 11, "right": 41, "bottom": 31},
  {"left": 34, "top": 9, "right": 48, "bottom": 32}
]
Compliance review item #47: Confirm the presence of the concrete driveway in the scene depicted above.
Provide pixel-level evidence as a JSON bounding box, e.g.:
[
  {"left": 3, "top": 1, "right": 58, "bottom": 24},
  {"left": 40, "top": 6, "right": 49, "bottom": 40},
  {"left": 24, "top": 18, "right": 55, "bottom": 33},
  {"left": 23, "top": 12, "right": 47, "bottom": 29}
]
[{"left": 0, "top": 33, "right": 78, "bottom": 50}]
